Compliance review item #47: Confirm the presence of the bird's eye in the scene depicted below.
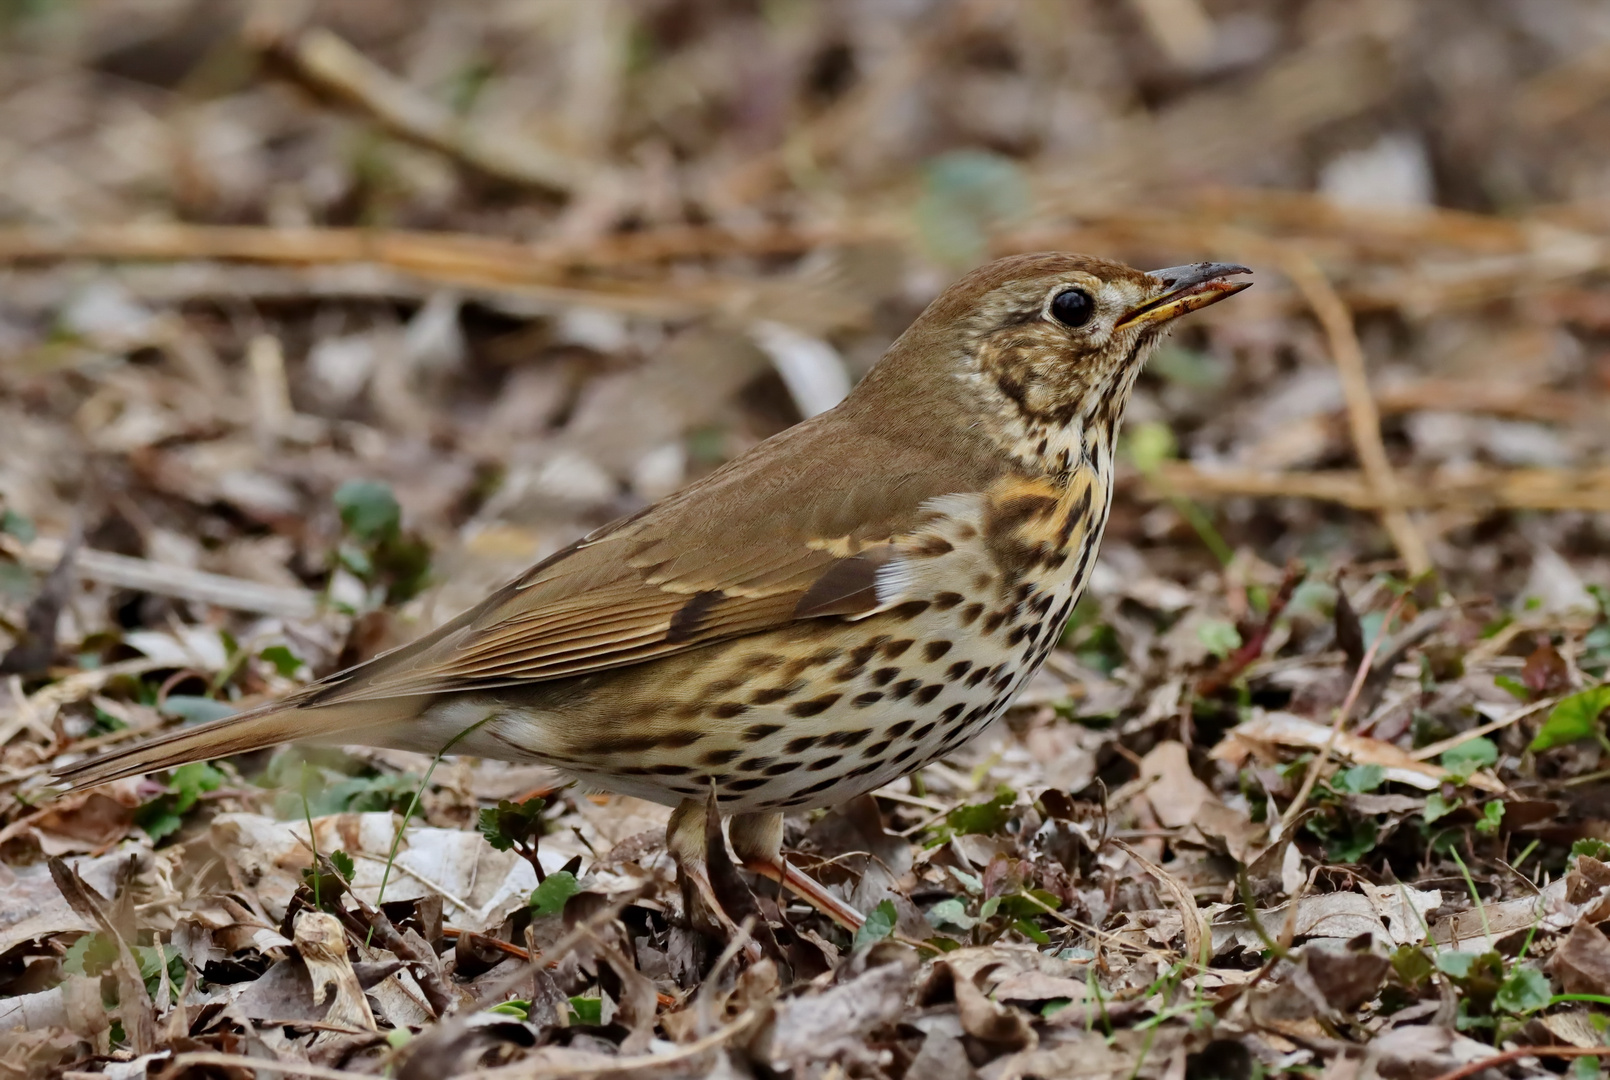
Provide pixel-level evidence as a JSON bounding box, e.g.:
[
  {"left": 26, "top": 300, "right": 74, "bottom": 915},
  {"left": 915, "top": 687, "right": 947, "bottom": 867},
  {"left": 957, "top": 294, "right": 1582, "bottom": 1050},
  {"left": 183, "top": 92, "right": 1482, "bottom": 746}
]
[{"left": 1049, "top": 288, "right": 1094, "bottom": 328}]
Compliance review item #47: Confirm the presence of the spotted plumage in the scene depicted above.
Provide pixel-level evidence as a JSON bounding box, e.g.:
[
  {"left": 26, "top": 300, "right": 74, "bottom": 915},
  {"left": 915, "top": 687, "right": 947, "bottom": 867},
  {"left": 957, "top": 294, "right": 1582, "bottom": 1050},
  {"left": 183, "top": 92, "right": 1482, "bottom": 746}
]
[{"left": 57, "top": 254, "right": 1251, "bottom": 931}]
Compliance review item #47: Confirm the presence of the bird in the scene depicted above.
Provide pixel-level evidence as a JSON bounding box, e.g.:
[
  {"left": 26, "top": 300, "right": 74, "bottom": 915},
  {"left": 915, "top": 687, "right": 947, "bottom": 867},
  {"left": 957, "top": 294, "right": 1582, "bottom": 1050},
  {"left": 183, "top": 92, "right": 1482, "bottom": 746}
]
[{"left": 57, "top": 253, "right": 1250, "bottom": 934}]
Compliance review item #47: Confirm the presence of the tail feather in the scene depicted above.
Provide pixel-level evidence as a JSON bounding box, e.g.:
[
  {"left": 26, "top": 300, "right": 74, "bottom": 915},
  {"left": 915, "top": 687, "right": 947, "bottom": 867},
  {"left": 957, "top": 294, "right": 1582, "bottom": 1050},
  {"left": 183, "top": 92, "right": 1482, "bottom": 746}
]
[{"left": 53, "top": 697, "right": 412, "bottom": 791}]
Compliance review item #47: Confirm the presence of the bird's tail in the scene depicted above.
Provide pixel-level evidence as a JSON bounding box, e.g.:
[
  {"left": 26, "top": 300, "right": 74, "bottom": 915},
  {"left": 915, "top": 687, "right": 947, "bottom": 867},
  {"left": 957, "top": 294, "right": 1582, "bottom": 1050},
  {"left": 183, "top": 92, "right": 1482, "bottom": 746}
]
[{"left": 53, "top": 696, "right": 410, "bottom": 791}]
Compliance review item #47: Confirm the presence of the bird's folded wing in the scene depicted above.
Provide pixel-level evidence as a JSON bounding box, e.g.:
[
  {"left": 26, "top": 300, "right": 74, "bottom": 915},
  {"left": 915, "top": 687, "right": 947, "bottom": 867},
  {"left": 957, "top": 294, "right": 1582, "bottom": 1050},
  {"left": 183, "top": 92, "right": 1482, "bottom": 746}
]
[{"left": 298, "top": 422, "right": 993, "bottom": 707}]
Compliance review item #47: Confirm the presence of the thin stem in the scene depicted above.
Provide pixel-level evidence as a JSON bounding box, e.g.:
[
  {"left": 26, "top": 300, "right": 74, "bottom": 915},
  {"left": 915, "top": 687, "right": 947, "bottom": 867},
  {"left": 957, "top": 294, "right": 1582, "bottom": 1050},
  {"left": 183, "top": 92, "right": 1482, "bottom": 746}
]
[{"left": 1280, "top": 591, "right": 1408, "bottom": 831}]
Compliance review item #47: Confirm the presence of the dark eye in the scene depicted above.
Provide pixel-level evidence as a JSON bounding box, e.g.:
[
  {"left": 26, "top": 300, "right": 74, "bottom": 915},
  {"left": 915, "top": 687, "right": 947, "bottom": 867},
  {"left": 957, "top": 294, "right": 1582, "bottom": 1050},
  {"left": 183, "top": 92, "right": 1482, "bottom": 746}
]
[{"left": 1049, "top": 288, "right": 1094, "bottom": 328}]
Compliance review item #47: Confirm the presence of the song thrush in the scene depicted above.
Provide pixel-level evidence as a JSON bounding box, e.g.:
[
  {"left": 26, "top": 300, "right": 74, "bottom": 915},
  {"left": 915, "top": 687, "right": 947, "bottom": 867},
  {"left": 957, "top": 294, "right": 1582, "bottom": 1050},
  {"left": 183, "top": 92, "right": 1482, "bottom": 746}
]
[{"left": 58, "top": 253, "right": 1250, "bottom": 931}]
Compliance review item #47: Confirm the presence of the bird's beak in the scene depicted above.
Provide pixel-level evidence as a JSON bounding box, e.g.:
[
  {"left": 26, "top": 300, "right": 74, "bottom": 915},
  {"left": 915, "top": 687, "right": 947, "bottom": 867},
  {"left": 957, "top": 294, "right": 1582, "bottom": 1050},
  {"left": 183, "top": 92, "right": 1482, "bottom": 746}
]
[{"left": 1116, "top": 263, "right": 1253, "bottom": 331}]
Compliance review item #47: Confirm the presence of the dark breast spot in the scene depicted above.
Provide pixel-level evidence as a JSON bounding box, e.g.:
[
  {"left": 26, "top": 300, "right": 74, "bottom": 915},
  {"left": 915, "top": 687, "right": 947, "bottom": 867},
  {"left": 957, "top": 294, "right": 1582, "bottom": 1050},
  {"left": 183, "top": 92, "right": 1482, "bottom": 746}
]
[
  {"left": 947, "top": 660, "right": 973, "bottom": 680},
  {"left": 890, "top": 679, "right": 922, "bottom": 700},
  {"left": 809, "top": 755, "right": 843, "bottom": 771},
  {"left": 651, "top": 764, "right": 692, "bottom": 775},
  {"left": 882, "top": 639, "right": 915, "bottom": 659},
  {"left": 940, "top": 703, "right": 966, "bottom": 722},
  {"left": 751, "top": 684, "right": 796, "bottom": 705},
  {"left": 910, "top": 722, "right": 936, "bottom": 741},
  {"left": 786, "top": 735, "right": 819, "bottom": 754},
  {"left": 863, "top": 738, "right": 893, "bottom": 758},
  {"left": 702, "top": 748, "right": 740, "bottom": 765},
  {"left": 711, "top": 701, "right": 749, "bottom": 719},
  {"left": 800, "top": 777, "right": 839, "bottom": 796},
  {"left": 765, "top": 761, "right": 801, "bottom": 775},
  {"left": 958, "top": 603, "right": 985, "bottom": 627},
  {"left": 982, "top": 610, "right": 1008, "bottom": 635},
  {"left": 891, "top": 600, "right": 932, "bottom": 620},
  {"left": 824, "top": 728, "right": 872, "bottom": 748},
  {"left": 729, "top": 777, "right": 768, "bottom": 791},
  {"left": 847, "top": 762, "right": 881, "bottom": 778},
  {"left": 914, "top": 535, "right": 954, "bottom": 556},
  {"left": 739, "top": 756, "right": 774, "bottom": 772},
  {"left": 923, "top": 640, "right": 953, "bottom": 662},
  {"left": 853, "top": 691, "right": 884, "bottom": 708},
  {"left": 790, "top": 693, "right": 842, "bottom": 717},
  {"left": 914, "top": 684, "right": 943, "bottom": 705},
  {"left": 934, "top": 591, "right": 964, "bottom": 610},
  {"left": 744, "top": 723, "right": 783, "bottom": 742},
  {"left": 871, "top": 667, "right": 900, "bottom": 686},
  {"left": 888, "top": 720, "right": 915, "bottom": 738}
]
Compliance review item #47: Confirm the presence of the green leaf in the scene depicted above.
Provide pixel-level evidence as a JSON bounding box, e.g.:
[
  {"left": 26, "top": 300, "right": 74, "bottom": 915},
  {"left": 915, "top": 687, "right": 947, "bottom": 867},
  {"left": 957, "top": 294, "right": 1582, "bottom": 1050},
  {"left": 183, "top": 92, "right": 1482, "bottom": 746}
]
[
  {"left": 1532, "top": 685, "right": 1610, "bottom": 752},
  {"left": 1196, "top": 619, "right": 1243, "bottom": 660},
  {"left": 978, "top": 896, "right": 1001, "bottom": 920},
  {"left": 1441, "top": 737, "right": 1498, "bottom": 781},
  {"left": 1331, "top": 764, "right": 1385, "bottom": 795},
  {"left": 567, "top": 995, "right": 602, "bottom": 1025},
  {"left": 925, "top": 898, "right": 977, "bottom": 931},
  {"left": 529, "top": 870, "right": 579, "bottom": 917},
  {"left": 1475, "top": 801, "right": 1505, "bottom": 835},
  {"left": 169, "top": 762, "right": 223, "bottom": 814},
  {"left": 934, "top": 787, "right": 1016, "bottom": 843},
  {"left": 478, "top": 797, "right": 547, "bottom": 852},
  {"left": 1572, "top": 1056, "right": 1600, "bottom": 1080},
  {"left": 488, "top": 999, "right": 530, "bottom": 1019},
  {"left": 1323, "top": 817, "right": 1379, "bottom": 864},
  {"left": 136, "top": 806, "right": 183, "bottom": 842},
  {"left": 1391, "top": 945, "right": 1434, "bottom": 987},
  {"left": 1493, "top": 674, "right": 1530, "bottom": 702},
  {"left": 1125, "top": 421, "right": 1177, "bottom": 475},
  {"left": 1435, "top": 950, "right": 1481, "bottom": 978},
  {"left": 1, "top": 508, "right": 36, "bottom": 543},
  {"left": 1495, "top": 965, "right": 1551, "bottom": 1014},
  {"left": 853, "top": 899, "right": 898, "bottom": 950},
  {"left": 133, "top": 943, "right": 185, "bottom": 999},
  {"left": 1424, "top": 790, "right": 1458, "bottom": 824},
  {"left": 1013, "top": 918, "right": 1050, "bottom": 945},
  {"left": 329, "top": 849, "right": 355, "bottom": 882},
  {"left": 259, "top": 645, "right": 305, "bottom": 678},
  {"left": 335, "top": 480, "right": 401, "bottom": 541},
  {"left": 1573, "top": 839, "right": 1610, "bottom": 862},
  {"left": 160, "top": 695, "right": 237, "bottom": 725},
  {"left": 63, "top": 932, "right": 120, "bottom": 977}
]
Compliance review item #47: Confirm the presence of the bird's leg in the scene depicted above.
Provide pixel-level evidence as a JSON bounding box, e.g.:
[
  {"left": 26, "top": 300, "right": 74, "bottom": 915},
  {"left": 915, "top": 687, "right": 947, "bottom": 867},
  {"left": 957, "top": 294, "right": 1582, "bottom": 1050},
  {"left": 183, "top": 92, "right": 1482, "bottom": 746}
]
[
  {"left": 665, "top": 796, "right": 764, "bottom": 962},
  {"left": 730, "top": 810, "right": 867, "bottom": 931}
]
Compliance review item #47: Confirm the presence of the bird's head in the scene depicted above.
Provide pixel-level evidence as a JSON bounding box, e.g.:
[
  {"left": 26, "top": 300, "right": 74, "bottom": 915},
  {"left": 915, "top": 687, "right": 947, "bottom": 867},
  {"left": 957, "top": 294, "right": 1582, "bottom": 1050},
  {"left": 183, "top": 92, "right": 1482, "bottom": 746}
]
[{"left": 856, "top": 252, "right": 1251, "bottom": 470}]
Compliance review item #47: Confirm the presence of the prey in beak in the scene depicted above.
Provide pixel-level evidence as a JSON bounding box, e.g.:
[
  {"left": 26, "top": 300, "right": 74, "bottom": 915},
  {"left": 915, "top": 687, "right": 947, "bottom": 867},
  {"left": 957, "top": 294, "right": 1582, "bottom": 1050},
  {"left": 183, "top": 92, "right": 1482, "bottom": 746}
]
[{"left": 1116, "top": 262, "right": 1253, "bottom": 331}]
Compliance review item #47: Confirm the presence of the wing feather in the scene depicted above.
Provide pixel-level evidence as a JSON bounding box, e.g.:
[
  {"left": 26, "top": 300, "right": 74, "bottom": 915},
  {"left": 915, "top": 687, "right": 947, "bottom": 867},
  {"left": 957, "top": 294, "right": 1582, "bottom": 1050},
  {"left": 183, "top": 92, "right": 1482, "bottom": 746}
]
[{"left": 293, "top": 408, "right": 1005, "bottom": 709}]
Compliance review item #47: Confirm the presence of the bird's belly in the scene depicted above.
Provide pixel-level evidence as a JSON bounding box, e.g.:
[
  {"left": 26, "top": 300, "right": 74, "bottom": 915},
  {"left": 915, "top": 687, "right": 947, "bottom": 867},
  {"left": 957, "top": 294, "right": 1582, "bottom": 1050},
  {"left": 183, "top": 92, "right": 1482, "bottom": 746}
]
[{"left": 464, "top": 570, "right": 1084, "bottom": 813}]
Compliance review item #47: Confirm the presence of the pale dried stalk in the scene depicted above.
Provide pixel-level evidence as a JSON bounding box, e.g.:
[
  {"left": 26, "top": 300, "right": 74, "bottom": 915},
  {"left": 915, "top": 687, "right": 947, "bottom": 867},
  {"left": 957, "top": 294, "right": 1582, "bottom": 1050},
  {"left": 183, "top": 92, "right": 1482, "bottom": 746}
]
[
  {"left": 1279, "top": 593, "right": 1407, "bottom": 832},
  {"left": 1151, "top": 462, "right": 1610, "bottom": 513},
  {"left": 3, "top": 534, "right": 318, "bottom": 619},
  {"left": 263, "top": 26, "right": 583, "bottom": 197},
  {"left": 1277, "top": 250, "right": 1431, "bottom": 576}
]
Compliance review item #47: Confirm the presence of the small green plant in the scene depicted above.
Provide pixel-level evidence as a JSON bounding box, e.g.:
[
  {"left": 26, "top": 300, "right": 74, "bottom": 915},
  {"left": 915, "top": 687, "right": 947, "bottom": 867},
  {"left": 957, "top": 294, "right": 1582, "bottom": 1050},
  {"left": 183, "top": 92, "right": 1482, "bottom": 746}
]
[
  {"left": 478, "top": 796, "right": 549, "bottom": 875},
  {"left": 1530, "top": 686, "right": 1610, "bottom": 753},
  {"left": 927, "top": 786, "right": 1016, "bottom": 846},
  {"left": 332, "top": 479, "right": 432, "bottom": 608},
  {"left": 852, "top": 899, "right": 898, "bottom": 950},
  {"left": 530, "top": 871, "right": 579, "bottom": 917},
  {"left": 64, "top": 933, "right": 185, "bottom": 999},
  {"left": 134, "top": 762, "right": 224, "bottom": 842}
]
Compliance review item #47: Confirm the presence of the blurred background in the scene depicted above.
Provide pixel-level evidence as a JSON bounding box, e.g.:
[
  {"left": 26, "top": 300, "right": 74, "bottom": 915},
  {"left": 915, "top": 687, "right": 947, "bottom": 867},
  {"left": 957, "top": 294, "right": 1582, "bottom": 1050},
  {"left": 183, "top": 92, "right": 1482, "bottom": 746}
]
[
  {"left": 0, "top": 0, "right": 1608, "bottom": 741},
  {"left": 7, "top": 3, "right": 1610, "bottom": 1064}
]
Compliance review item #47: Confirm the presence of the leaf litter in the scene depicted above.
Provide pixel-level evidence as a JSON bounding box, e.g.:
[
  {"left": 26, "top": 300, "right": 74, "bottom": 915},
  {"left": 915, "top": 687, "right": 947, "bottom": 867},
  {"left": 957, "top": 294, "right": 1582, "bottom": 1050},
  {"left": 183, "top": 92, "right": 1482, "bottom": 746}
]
[{"left": 2, "top": 1, "right": 1610, "bottom": 1078}]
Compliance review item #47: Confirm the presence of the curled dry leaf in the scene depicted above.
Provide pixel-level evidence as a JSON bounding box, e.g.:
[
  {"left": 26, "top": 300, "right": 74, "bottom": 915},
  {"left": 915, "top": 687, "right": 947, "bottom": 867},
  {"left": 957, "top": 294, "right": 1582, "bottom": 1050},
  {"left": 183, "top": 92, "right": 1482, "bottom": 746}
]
[{"left": 293, "top": 909, "right": 377, "bottom": 1033}]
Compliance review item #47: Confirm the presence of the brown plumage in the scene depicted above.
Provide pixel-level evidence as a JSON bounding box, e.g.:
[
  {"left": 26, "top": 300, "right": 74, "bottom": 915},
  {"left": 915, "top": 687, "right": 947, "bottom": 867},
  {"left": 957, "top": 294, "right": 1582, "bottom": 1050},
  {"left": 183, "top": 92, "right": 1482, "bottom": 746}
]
[{"left": 56, "top": 253, "right": 1250, "bottom": 930}]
